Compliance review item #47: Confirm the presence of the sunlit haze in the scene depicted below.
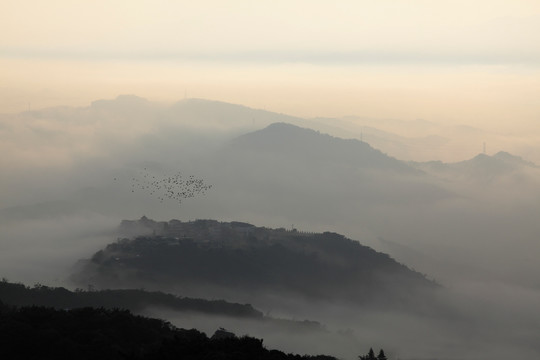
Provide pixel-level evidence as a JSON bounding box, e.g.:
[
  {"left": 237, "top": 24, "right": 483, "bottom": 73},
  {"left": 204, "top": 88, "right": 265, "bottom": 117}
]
[{"left": 2, "top": 1, "right": 540, "bottom": 133}]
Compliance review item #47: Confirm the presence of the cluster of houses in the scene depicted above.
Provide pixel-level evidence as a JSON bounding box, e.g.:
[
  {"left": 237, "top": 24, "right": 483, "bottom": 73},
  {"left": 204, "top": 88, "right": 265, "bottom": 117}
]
[{"left": 119, "top": 216, "right": 317, "bottom": 245}]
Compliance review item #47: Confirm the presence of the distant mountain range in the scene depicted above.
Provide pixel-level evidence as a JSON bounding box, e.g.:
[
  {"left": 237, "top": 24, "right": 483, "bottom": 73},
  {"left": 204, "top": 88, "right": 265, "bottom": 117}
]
[
  {"left": 412, "top": 151, "right": 539, "bottom": 180},
  {"left": 227, "top": 122, "right": 414, "bottom": 172},
  {"left": 197, "top": 121, "right": 455, "bottom": 225},
  {"left": 3, "top": 117, "right": 536, "bottom": 230},
  {"left": 3, "top": 96, "right": 540, "bottom": 292}
]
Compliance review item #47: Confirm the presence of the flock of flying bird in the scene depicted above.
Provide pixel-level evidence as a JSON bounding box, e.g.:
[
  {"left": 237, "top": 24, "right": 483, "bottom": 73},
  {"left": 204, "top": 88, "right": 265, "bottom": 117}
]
[{"left": 122, "top": 168, "right": 212, "bottom": 203}]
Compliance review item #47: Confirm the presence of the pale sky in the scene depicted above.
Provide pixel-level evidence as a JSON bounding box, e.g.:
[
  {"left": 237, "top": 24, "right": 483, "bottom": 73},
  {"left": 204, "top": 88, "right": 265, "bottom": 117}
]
[{"left": 2, "top": 0, "right": 540, "bottom": 132}]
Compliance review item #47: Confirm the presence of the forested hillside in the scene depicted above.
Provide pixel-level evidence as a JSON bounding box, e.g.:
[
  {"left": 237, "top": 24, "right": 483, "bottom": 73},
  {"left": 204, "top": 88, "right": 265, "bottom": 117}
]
[
  {"left": 73, "top": 218, "right": 436, "bottom": 307},
  {"left": 0, "top": 279, "right": 261, "bottom": 318},
  {"left": 0, "top": 304, "right": 336, "bottom": 360}
]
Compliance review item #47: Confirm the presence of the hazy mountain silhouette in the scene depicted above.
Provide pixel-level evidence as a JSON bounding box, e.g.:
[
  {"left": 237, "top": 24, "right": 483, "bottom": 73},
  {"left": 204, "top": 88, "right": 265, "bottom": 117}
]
[
  {"left": 411, "top": 150, "right": 540, "bottom": 182},
  {"left": 227, "top": 122, "right": 415, "bottom": 172},
  {"left": 194, "top": 122, "right": 453, "bottom": 231},
  {"left": 164, "top": 98, "right": 306, "bottom": 131},
  {"left": 91, "top": 94, "right": 155, "bottom": 113}
]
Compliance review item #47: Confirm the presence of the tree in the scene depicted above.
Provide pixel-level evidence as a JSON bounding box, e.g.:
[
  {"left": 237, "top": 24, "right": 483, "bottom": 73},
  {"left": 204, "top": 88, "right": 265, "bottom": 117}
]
[
  {"left": 377, "top": 349, "right": 388, "bottom": 360},
  {"left": 359, "top": 348, "right": 376, "bottom": 360}
]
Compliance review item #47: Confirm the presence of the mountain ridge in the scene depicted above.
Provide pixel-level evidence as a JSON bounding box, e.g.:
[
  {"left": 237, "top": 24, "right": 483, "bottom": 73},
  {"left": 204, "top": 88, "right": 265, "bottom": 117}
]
[{"left": 228, "top": 122, "right": 416, "bottom": 173}]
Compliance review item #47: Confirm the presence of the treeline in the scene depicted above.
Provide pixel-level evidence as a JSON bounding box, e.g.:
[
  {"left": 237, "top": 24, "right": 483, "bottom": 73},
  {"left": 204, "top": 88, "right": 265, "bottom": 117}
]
[
  {"left": 358, "top": 347, "right": 388, "bottom": 360},
  {"left": 0, "top": 279, "right": 262, "bottom": 318},
  {"left": 0, "top": 303, "right": 337, "bottom": 360}
]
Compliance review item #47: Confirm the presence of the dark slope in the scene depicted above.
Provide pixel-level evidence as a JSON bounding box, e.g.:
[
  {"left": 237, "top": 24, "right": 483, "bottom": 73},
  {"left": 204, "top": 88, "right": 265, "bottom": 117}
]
[
  {"left": 73, "top": 218, "right": 437, "bottom": 308},
  {"left": 0, "top": 280, "right": 262, "bottom": 319},
  {"left": 0, "top": 304, "right": 336, "bottom": 360}
]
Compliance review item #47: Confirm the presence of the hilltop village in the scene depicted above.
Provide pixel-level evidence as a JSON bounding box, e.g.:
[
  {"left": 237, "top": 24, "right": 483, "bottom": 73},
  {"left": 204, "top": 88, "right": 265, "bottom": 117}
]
[
  {"left": 73, "top": 216, "right": 436, "bottom": 307},
  {"left": 119, "top": 216, "right": 319, "bottom": 248}
]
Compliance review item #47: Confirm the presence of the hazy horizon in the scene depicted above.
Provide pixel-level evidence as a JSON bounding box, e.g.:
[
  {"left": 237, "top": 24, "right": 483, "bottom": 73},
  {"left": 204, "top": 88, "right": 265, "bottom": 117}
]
[
  {"left": 3, "top": 1, "right": 540, "bottom": 164},
  {"left": 2, "top": 1, "right": 540, "bottom": 134}
]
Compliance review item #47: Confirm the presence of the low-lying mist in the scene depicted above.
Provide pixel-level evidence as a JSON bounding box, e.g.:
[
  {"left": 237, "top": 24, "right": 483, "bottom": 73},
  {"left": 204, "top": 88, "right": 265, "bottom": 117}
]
[
  {"left": 0, "top": 213, "right": 118, "bottom": 285},
  {"left": 144, "top": 282, "right": 540, "bottom": 360}
]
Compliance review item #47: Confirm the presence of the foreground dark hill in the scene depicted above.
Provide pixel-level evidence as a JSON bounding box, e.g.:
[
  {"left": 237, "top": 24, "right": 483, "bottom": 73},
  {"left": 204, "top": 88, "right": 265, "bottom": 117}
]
[
  {"left": 0, "top": 304, "right": 337, "bottom": 360},
  {"left": 0, "top": 279, "right": 327, "bottom": 338},
  {"left": 0, "top": 280, "right": 262, "bottom": 319},
  {"left": 73, "top": 218, "right": 437, "bottom": 308}
]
